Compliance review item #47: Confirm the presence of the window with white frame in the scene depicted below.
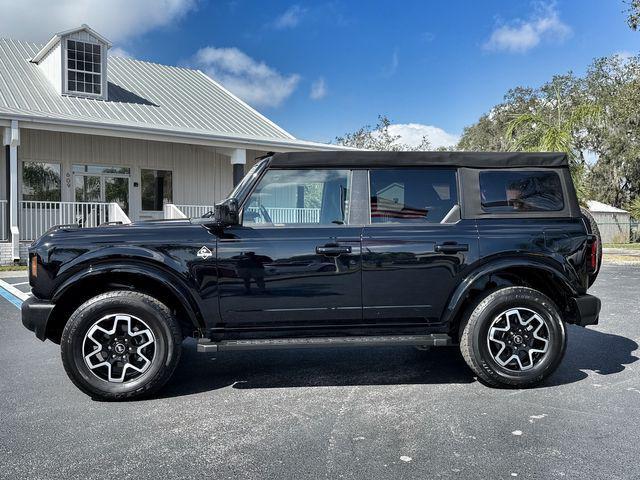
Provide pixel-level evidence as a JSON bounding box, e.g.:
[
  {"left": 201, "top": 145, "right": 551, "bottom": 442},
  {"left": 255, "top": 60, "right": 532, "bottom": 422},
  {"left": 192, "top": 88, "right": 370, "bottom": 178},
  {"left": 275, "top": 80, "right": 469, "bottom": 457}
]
[
  {"left": 66, "top": 40, "right": 102, "bottom": 95},
  {"left": 22, "top": 162, "right": 61, "bottom": 201},
  {"left": 141, "top": 169, "right": 173, "bottom": 211}
]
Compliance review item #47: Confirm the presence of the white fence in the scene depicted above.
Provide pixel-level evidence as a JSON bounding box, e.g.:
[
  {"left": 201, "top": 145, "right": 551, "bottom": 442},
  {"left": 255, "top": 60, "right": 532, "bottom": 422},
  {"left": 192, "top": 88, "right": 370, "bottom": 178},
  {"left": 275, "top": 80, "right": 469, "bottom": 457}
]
[
  {"left": 0, "top": 200, "right": 6, "bottom": 241},
  {"left": 173, "top": 204, "right": 214, "bottom": 219},
  {"left": 169, "top": 204, "right": 321, "bottom": 224},
  {"left": 246, "top": 207, "right": 320, "bottom": 224},
  {"left": 163, "top": 203, "right": 188, "bottom": 220},
  {"left": 19, "top": 201, "right": 130, "bottom": 242}
]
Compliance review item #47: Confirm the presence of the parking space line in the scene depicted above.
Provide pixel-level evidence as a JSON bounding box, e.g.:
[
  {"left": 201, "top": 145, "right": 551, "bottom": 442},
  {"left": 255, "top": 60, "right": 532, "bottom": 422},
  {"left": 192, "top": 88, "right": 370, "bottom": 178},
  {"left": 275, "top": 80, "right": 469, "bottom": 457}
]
[
  {"left": 11, "top": 281, "right": 29, "bottom": 286},
  {"left": 0, "top": 279, "right": 29, "bottom": 309},
  {"left": 0, "top": 286, "right": 23, "bottom": 309}
]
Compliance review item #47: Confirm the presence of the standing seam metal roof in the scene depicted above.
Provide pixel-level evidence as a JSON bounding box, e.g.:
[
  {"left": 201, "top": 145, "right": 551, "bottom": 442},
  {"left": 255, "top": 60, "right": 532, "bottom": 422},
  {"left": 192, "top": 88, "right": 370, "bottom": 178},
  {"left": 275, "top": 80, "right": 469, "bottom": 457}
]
[{"left": 0, "top": 38, "right": 295, "bottom": 141}]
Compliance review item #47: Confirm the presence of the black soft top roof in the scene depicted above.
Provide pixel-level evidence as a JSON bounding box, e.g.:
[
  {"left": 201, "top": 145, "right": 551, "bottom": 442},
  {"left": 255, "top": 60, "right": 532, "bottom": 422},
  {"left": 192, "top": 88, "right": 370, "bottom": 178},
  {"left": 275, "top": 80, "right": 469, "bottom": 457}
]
[{"left": 269, "top": 151, "right": 568, "bottom": 169}]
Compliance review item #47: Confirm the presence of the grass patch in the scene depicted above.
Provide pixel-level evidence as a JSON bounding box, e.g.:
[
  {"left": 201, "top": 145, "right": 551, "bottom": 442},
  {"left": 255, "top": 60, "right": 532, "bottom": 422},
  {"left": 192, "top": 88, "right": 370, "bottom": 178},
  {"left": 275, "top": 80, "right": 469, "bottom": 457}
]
[
  {"left": 0, "top": 265, "right": 28, "bottom": 271},
  {"left": 604, "top": 254, "right": 640, "bottom": 264},
  {"left": 604, "top": 243, "right": 640, "bottom": 250}
]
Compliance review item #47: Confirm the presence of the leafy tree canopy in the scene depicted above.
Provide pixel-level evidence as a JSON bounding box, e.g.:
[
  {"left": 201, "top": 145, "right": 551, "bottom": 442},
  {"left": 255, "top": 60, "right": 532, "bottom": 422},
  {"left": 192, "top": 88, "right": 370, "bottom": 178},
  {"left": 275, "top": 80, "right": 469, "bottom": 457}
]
[
  {"left": 457, "top": 54, "right": 640, "bottom": 209},
  {"left": 627, "top": 0, "right": 640, "bottom": 30},
  {"left": 335, "top": 115, "right": 431, "bottom": 151}
]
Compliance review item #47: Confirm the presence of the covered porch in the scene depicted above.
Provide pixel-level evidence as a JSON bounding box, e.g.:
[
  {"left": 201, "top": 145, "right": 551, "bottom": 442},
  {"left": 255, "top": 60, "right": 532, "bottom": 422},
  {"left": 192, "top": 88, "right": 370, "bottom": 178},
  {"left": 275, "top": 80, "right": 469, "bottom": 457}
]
[{"left": 0, "top": 120, "right": 308, "bottom": 263}]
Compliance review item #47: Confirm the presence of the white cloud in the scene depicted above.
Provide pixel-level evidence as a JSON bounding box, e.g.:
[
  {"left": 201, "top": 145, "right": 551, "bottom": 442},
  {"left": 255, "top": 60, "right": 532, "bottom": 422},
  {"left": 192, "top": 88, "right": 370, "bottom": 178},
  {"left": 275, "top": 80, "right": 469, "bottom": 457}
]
[
  {"left": 386, "top": 123, "right": 460, "bottom": 149},
  {"left": 614, "top": 50, "right": 636, "bottom": 61},
  {"left": 310, "top": 77, "right": 327, "bottom": 100},
  {"left": 108, "top": 47, "right": 133, "bottom": 59},
  {"left": 273, "top": 5, "right": 306, "bottom": 29},
  {"left": 0, "top": 0, "right": 198, "bottom": 43},
  {"left": 192, "top": 46, "right": 300, "bottom": 108},
  {"left": 483, "top": 4, "right": 571, "bottom": 53}
]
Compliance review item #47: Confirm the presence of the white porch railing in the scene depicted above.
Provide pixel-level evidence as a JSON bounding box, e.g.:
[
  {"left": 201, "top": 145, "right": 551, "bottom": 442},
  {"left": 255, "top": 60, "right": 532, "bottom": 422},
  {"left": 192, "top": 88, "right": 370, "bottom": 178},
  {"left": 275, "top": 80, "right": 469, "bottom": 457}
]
[
  {"left": 19, "top": 201, "right": 131, "bottom": 242},
  {"left": 0, "top": 200, "right": 6, "bottom": 241},
  {"left": 167, "top": 204, "right": 321, "bottom": 224},
  {"left": 173, "top": 204, "right": 216, "bottom": 219},
  {"left": 163, "top": 203, "right": 188, "bottom": 220},
  {"left": 108, "top": 203, "right": 132, "bottom": 225},
  {"left": 246, "top": 207, "right": 321, "bottom": 224}
]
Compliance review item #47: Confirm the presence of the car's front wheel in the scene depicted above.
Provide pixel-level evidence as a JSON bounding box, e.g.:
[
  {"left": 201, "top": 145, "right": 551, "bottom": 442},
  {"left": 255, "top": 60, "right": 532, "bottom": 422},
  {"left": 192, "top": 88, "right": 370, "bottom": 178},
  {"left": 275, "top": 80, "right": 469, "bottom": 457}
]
[
  {"left": 61, "top": 291, "right": 182, "bottom": 401},
  {"left": 459, "top": 287, "right": 566, "bottom": 388}
]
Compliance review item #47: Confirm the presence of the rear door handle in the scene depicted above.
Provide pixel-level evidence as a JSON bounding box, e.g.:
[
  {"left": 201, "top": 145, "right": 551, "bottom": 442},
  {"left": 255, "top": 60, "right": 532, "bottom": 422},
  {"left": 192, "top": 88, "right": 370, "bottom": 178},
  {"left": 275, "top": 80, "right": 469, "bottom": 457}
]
[
  {"left": 316, "top": 245, "right": 352, "bottom": 256},
  {"left": 435, "top": 242, "right": 469, "bottom": 254}
]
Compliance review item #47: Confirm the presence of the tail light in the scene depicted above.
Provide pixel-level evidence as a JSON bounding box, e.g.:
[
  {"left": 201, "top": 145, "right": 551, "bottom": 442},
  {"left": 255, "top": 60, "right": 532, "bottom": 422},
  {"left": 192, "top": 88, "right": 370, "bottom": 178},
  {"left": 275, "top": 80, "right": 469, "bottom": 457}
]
[
  {"left": 30, "top": 254, "right": 38, "bottom": 279},
  {"left": 588, "top": 236, "right": 598, "bottom": 272}
]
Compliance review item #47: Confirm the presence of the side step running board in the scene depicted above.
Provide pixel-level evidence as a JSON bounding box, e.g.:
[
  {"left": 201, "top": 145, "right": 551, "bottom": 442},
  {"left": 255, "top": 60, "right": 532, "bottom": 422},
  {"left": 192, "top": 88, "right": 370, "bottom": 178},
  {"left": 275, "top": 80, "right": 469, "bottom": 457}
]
[{"left": 197, "top": 334, "right": 451, "bottom": 353}]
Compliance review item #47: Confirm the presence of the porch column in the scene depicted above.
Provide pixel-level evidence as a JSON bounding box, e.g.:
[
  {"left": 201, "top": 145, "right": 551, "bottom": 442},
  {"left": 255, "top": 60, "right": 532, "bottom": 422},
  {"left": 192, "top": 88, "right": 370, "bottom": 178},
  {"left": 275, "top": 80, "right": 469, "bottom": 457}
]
[
  {"left": 230, "top": 148, "right": 246, "bottom": 187},
  {"left": 2, "top": 120, "right": 19, "bottom": 260}
]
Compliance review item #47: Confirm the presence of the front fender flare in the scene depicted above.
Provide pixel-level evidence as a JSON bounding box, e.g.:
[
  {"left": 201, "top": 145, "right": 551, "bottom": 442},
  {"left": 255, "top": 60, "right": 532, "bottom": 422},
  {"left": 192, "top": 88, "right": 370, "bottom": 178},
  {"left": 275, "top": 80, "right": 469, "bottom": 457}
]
[{"left": 52, "top": 261, "right": 204, "bottom": 332}]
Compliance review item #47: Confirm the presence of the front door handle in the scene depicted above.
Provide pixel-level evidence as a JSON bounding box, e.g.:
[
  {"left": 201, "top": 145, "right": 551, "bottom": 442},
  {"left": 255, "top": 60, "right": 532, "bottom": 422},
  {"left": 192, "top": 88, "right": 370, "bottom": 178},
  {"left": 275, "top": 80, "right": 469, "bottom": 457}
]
[
  {"left": 435, "top": 242, "right": 469, "bottom": 254},
  {"left": 316, "top": 245, "right": 352, "bottom": 256}
]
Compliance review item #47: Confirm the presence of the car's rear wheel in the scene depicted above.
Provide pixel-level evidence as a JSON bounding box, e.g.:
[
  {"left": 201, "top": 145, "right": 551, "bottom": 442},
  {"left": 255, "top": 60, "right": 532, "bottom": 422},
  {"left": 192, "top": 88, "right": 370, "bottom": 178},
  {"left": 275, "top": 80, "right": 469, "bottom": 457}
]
[
  {"left": 61, "top": 291, "right": 182, "bottom": 401},
  {"left": 459, "top": 287, "right": 566, "bottom": 388}
]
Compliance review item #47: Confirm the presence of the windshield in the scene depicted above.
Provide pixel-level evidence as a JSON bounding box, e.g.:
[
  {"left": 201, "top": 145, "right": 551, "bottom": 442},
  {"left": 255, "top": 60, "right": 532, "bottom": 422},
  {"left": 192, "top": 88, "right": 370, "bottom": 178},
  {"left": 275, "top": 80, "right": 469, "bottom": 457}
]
[{"left": 227, "top": 158, "right": 270, "bottom": 204}]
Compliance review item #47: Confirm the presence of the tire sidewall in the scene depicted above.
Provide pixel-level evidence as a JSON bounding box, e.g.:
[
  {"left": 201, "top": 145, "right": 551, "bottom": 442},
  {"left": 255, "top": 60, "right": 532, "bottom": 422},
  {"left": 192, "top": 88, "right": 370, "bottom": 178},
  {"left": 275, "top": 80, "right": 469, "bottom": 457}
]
[
  {"left": 469, "top": 289, "right": 566, "bottom": 385},
  {"left": 62, "top": 294, "right": 177, "bottom": 398}
]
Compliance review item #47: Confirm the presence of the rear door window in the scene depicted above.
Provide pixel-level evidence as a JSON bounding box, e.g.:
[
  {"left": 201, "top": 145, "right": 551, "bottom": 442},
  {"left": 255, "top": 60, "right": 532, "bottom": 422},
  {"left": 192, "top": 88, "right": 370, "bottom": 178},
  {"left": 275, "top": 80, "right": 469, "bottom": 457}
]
[
  {"left": 479, "top": 170, "right": 564, "bottom": 213},
  {"left": 369, "top": 168, "right": 458, "bottom": 223}
]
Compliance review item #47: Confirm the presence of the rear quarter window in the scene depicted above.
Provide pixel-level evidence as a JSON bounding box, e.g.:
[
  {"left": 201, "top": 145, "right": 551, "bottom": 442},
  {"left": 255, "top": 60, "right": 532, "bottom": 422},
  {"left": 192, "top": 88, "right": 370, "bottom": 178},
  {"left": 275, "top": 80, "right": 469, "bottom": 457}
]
[{"left": 479, "top": 170, "right": 564, "bottom": 213}]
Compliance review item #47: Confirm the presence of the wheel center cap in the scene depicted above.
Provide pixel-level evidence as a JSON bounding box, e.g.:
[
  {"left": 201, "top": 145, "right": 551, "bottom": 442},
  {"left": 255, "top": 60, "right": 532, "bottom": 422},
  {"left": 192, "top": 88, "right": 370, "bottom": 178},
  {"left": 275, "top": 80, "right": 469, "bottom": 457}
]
[
  {"left": 114, "top": 343, "right": 126, "bottom": 354},
  {"left": 513, "top": 335, "right": 523, "bottom": 345}
]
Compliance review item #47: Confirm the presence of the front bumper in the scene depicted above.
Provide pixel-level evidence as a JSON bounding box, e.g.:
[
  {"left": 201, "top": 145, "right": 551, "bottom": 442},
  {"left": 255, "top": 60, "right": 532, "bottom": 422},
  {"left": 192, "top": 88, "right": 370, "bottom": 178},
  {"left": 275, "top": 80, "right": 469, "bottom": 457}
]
[
  {"left": 22, "top": 296, "right": 55, "bottom": 341},
  {"left": 573, "top": 294, "right": 601, "bottom": 327}
]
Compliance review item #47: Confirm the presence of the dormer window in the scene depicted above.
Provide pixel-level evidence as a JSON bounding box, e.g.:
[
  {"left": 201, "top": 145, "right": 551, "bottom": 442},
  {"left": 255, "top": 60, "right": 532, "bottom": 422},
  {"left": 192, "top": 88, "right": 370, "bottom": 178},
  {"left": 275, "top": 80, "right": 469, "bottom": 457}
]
[
  {"left": 32, "top": 25, "right": 111, "bottom": 100},
  {"left": 66, "top": 40, "right": 102, "bottom": 95}
]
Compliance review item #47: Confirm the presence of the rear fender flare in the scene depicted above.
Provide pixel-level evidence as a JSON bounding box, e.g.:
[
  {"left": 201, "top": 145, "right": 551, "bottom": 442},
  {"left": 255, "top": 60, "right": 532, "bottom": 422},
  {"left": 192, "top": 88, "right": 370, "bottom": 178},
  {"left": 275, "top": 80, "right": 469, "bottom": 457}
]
[{"left": 442, "top": 257, "right": 578, "bottom": 327}]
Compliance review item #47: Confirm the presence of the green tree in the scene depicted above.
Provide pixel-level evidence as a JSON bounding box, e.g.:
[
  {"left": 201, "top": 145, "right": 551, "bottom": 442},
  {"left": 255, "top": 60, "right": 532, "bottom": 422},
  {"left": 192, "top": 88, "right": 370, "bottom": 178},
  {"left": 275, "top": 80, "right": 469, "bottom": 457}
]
[
  {"left": 626, "top": 196, "right": 640, "bottom": 220},
  {"left": 583, "top": 55, "right": 640, "bottom": 207},
  {"left": 335, "top": 115, "right": 431, "bottom": 150},
  {"left": 626, "top": 0, "right": 640, "bottom": 30},
  {"left": 457, "top": 87, "right": 539, "bottom": 151},
  {"left": 505, "top": 81, "right": 599, "bottom": 203}
]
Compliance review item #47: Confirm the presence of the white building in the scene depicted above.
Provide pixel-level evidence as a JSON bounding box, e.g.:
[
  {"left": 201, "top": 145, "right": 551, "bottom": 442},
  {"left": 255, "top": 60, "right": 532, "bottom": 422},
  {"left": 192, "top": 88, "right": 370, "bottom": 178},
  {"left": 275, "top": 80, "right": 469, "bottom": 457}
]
[
  {"left": 0, "top": 25, "right": 342, "bottom": 264},
  {"left": 587, "top": 200, "right": 631, "bottom": 243}
]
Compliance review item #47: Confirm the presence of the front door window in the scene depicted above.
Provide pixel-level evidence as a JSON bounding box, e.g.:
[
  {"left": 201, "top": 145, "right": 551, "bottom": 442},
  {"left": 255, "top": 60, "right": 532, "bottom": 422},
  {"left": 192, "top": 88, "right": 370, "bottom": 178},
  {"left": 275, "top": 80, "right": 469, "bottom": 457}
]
[{"left": 243, "top": 169, "right": 351, "bottom": 225}]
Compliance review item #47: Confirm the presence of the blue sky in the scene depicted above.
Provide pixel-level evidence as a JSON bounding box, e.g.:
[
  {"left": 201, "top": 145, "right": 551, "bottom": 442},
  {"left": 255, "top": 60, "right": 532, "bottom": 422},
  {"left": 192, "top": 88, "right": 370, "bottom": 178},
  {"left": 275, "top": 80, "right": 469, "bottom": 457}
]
[{"left": 2, "top": 0, "right": 638, "bottom": 146}]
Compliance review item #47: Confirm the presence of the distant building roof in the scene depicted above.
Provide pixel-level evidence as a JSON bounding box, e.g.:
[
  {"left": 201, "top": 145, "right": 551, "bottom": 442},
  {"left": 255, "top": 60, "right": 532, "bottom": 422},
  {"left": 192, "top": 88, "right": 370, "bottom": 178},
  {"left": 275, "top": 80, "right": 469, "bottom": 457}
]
[
  {"left": 0, "top": 36, "right": 343, "bottom": 151},
  {"left": 587, "top": 200, "right": 629, "bottom": 213}
]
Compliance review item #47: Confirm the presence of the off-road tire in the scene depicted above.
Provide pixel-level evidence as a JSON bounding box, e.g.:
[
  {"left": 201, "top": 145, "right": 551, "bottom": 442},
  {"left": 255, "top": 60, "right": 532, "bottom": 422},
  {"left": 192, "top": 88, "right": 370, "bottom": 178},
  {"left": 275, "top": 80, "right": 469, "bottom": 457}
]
[
  {"left": 61, "top": 291, "right": 182, "bottom": 401},
  {"left": 459, "top": 287, "right": 566, "bottom": 388},
  {"left": 580, "top": 206, "right": 602, "bottom": 287}
]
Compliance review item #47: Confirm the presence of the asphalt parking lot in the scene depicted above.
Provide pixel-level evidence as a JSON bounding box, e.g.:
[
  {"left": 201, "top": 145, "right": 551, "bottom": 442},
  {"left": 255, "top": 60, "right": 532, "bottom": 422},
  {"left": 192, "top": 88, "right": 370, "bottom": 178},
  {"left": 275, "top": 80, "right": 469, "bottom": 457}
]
[{"left": 1, "top": 264, "right": 639, "bottom": 480}]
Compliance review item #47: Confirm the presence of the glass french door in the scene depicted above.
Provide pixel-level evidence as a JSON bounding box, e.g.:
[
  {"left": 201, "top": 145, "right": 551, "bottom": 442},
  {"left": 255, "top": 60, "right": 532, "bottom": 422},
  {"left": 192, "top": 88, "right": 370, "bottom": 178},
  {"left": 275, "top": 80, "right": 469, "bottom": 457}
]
[{"left": 74, "top": 165, "right": 130, "bottom": 214}]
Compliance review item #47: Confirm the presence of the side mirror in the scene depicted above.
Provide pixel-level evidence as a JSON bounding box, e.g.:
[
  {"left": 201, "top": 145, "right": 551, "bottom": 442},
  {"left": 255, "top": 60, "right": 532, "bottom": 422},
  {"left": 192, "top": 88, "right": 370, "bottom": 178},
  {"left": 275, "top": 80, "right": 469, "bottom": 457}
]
[{"left": 213, "top": 198, "right": 239, "bottom": 227}]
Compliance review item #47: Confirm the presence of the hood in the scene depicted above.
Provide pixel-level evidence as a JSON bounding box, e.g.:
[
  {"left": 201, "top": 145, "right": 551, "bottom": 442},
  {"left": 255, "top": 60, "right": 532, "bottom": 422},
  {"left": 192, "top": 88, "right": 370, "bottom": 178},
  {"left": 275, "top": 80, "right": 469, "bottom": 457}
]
[{"left": 30, "top": 218, "right": 196, "bottom": 249}]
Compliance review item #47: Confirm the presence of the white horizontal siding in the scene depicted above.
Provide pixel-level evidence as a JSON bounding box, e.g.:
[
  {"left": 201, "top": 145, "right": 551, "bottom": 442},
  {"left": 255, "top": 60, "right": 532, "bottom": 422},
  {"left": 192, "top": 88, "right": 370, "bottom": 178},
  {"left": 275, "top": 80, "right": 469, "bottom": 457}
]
[
  {"left": 38, "top": 41, "right": 62, "bottom": 95},
  {"left": 19, "top": 129, "right": 268, "bottom": 221}
]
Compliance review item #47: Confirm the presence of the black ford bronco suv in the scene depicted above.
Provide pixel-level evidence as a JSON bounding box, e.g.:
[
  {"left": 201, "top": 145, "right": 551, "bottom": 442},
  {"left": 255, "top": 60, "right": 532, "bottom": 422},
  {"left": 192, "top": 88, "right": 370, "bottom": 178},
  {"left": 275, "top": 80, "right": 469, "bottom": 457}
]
[{"left": 22, "top": 151, "right": 602, "bottom": 400}]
